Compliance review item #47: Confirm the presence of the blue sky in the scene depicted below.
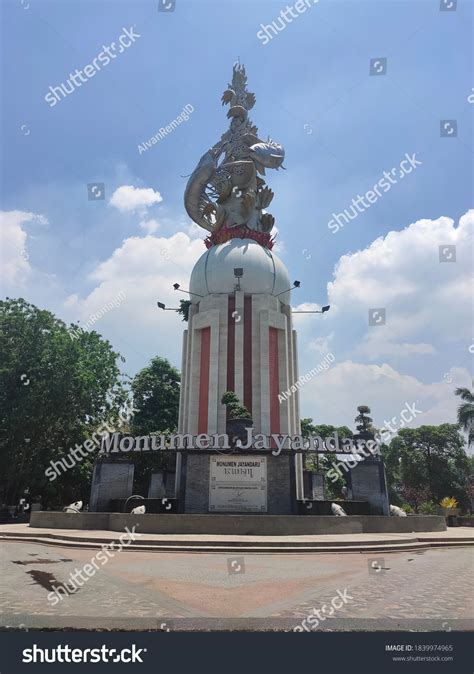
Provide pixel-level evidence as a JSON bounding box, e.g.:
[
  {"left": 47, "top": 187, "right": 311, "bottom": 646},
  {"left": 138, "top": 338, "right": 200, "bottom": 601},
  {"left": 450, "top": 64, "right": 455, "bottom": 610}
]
[{"left": 1, "top": 0, "right": 473, "bottom": 433}]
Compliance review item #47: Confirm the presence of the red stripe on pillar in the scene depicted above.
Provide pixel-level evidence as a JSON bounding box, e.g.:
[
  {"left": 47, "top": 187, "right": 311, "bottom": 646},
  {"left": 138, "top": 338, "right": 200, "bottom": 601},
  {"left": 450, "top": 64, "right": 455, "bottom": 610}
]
[
  {"left": 243, "top": 296, "right": 252, "bottom": 414},
  {"left": 198, "top": 327, "right": 211, "bottom": 434},
  {"left": 227, "top": 296, "right": 235, "bottom": 393},
  {"left": 269, "top": 327, "right": 280, "bottom": 434}
]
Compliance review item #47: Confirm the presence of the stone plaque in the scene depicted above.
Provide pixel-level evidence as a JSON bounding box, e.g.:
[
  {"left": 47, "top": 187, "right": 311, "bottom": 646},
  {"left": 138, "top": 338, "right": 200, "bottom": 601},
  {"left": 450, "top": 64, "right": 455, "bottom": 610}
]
[
  {"left": 311, "top": 471, "right": 326, "bottom": 500},
  {"left": 209, "top": 456, "right": 267, "bottom": 512},
  {"left": 89, "top": 459, "right": 134, "bottom": 512},
  {"left": 349, "top": 458, "right": 389, "bottom": 515}
]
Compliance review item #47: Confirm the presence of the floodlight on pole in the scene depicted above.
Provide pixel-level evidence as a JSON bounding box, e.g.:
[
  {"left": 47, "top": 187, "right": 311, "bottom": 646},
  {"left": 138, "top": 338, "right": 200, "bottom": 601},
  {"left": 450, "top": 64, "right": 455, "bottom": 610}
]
[
  {"left": 157, "top": 301, "right": 179, "bottom": 311},
  {"left": 293, "top": 305, "right": 331, "bottom": 314},
  {"left": 173, "top": 283, "right": 202, "bottom": 298},
  {"left": 275, "top": 280, "right": 301, "bottom": 297},
  {"left": 233, "top": 267, "right": 244, "bottom": 290}
]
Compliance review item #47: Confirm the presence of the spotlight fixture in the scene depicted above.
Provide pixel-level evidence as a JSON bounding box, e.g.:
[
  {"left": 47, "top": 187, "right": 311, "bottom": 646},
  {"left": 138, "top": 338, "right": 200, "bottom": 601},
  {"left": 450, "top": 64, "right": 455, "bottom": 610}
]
[
  {"left": 157, "top": 301, "right": 179, "bottom": 311},
  {"left": 172, "top": 282, "right": 202, "bottom": 298},
  {"left": 275, "top": 280, "right": 301, "bottom": 297},
  {"left": 293, "top": 304, "right": 331, "bottom": 314},
  {"left": 233, "top": 267, "right": 244, "bottom": 290}
]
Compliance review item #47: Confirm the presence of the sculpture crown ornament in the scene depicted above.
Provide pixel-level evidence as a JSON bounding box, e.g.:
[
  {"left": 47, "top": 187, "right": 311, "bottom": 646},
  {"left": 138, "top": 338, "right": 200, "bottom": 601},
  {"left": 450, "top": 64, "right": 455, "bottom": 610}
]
[{"left": 184, "top": 62, "right": 285, "bottom": 249}]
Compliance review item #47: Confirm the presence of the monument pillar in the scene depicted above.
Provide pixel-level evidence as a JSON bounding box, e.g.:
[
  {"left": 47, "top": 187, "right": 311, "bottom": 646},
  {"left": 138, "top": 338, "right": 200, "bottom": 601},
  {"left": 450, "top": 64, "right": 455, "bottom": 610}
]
[{"left": 177, "top": 284, "right": 301, "bottom": 514}]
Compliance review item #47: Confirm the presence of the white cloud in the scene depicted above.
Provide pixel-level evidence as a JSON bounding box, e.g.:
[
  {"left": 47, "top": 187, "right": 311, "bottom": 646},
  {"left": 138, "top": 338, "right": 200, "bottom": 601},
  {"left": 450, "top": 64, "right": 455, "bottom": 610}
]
[
  {"left": 52, "top": 208, "right": 471, "bottom": 433},
  {"left": 271, "top": 225, "right": 285, "bottom": 254},
  {"left": 186, "top": 221, "right": 207, "bottom": 240},
  {"left": 309, "top": 332, "right": 335, "bottom": 355},
  {"left": 139, "top": 219, "right": 160, "bottom": 234},
  {"left": 64, "top": 293, "right": 79, "bottom": 308},
  {"left": 296, "top": 211, "right": 472, "bottom": 365},
  {"left": 109, "top": 185, "right": 163, "bottom": 213},
  {"left": 295, "top": 211, "right": 473, "bottom": 429},
  {"left": 0, "top": 210, "right": 48, "bottom": 286},
  {"left": 292, "top": 302, "right": 323, "bottom": 323},
  {"left": 66, "top": 231, "right": 205, "bottom": 370},
  {"left": 356, "top": 333, "right": 436, "bottom": 359},
  {"left": 299, "top": 360, "right": 471, "bottom": 430},
  {"left": 326, "top": 211, "right": 473, "bottom": 344}
]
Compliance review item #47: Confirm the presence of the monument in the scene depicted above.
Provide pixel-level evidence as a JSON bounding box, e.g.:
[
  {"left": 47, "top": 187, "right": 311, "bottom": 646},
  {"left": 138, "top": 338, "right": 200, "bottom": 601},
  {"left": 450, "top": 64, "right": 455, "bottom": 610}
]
[
  {"left": 176, "top": 63, "right": 303, "bottom": 513},
  {"left": 30, "top": 63, "right": 445, "bottom": 536}
]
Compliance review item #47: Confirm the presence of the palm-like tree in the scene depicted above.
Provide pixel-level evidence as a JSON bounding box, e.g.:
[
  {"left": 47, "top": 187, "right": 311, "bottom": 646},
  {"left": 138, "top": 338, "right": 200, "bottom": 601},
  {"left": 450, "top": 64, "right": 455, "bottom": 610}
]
[{"left": 455, "top": 387, "right": 474, "bottom": 446}]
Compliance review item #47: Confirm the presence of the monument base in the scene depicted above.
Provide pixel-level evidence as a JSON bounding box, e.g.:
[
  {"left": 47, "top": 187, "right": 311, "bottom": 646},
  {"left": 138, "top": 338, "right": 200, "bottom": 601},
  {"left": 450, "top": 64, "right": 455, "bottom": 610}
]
[{"left": 29, "top": 511, "right": 447, "bottom": 535}]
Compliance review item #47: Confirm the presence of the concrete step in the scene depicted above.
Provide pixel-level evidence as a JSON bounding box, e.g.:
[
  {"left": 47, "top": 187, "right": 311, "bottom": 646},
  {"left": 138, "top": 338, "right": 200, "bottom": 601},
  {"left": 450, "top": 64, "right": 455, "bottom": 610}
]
[
  {"left": 1, "top": 533, "right": 473, "bottom": 554},
  {"left": 0, "top": 530, "right": 421, "bottom": 547}
]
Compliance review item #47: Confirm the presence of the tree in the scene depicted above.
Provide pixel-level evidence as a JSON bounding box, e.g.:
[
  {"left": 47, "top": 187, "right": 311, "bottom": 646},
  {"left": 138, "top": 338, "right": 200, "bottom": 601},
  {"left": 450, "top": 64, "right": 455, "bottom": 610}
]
[
  {"left": 354, "top": 405, "right": 376, "bottom": 439},
  {"left": 398, "top": 485, "right": 431, "bottom": 513},
  {"left": 129, "top": 356, "right": 181, "bottom": 492},
  {"left": 383, "top": 424, "right": 470, "bottom": 509},
  {"left": 300, "top": 418, "right": 353, "bottom": 499},
  {"left": 177, "top": 299, "right": 191, "bottom": 322},
  {"left": 455, "top": 386, "right": 474, "bottom": 446},
  {"left": 0, "top": 298, "right": 128, "bottom": 507},
  {"left": 130, "top": 356, "right": 180, "bottom": 435}
]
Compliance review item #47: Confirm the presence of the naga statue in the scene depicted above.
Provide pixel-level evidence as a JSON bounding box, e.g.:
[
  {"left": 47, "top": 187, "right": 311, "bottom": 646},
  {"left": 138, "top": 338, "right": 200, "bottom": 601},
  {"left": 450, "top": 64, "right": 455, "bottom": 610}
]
[{"left": 184, "top": 62, "right": 285, "bottom": 249}]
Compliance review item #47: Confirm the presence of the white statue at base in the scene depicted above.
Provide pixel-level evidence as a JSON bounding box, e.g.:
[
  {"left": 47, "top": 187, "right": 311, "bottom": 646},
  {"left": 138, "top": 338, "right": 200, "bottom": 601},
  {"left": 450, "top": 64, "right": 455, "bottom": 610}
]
[
  {"left": 63, "top": 500, "right": 82, "bottom": 513},
  {"left": 131, "top": 505, "right": 146, "bottom": 515},
  {"left": 331, "top": 503, "right": 347, "bottom": 517},
  {"left": 390, "top": 505, "right": 407, "bottom": 517}
]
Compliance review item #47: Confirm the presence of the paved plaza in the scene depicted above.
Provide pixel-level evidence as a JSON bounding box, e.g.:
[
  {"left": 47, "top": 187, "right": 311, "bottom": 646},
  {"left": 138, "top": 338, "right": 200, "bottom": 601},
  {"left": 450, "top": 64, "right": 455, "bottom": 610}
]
[{"left": 1, "top": 539, "right": 472, "bottom": 631}]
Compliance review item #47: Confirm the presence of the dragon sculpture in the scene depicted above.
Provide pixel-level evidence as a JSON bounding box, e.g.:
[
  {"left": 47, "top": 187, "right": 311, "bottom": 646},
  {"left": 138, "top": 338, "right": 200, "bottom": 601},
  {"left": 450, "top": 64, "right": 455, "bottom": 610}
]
[{"left": 184, "top": 63, "right": 285, "bottom": 249}]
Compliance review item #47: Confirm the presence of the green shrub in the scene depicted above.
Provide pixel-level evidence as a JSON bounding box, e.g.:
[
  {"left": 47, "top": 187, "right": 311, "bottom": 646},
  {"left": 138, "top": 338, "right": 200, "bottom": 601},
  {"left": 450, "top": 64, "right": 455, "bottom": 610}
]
[
  {"left": 221, "top": 391, "right": 251, "bottom": 419},
  {"left": 419, "top": 500, "right": 437, "bottom": 515},
  {"left": 221, "top": 391, "right": 240, "bottom": 406}
]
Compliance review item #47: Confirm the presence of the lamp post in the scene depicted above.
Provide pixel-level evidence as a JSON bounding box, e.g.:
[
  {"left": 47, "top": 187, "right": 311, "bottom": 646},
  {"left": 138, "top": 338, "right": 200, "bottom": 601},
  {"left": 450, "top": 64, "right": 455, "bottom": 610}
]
[
  {"left": 156, "top": 302, "right": 179, "bottom": 311},
  {"left": 275, "top": 280, "right": 301, "bottom": 297},
  {"left": 173, "top": 283, "right": 202, "bottom": 298},
  {"left": 293, "top": 305, "right": 330, "bottom": 314},
  {"left": 233, "top": 267, "right": 243, "bottom": 291}
]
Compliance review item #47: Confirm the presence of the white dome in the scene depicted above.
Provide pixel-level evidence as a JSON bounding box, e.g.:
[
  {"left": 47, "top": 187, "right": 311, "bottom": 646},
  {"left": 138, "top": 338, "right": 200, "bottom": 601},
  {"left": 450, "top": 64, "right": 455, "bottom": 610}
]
[{"left": 190, "top": 239, "right": 292, "bottom": 304}]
